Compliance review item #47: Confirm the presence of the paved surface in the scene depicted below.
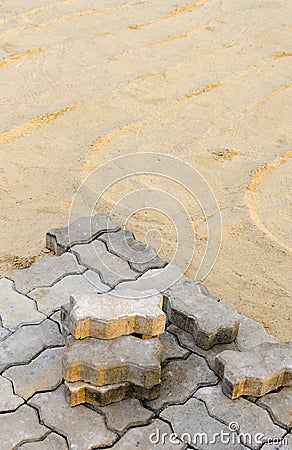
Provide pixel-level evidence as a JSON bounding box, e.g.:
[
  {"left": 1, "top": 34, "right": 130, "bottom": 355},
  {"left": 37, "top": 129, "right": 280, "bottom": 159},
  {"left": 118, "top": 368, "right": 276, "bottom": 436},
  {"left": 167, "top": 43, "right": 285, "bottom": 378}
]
[{"left": 0, "top": 221, "right": 291, "bottom": 449}]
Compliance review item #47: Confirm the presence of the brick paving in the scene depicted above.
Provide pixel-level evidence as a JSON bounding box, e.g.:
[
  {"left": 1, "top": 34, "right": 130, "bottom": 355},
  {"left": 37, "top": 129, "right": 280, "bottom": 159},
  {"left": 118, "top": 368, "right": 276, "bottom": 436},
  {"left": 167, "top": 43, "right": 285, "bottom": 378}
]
[{"left": 0, "top": 215, "right": 291, "bottom": 449}]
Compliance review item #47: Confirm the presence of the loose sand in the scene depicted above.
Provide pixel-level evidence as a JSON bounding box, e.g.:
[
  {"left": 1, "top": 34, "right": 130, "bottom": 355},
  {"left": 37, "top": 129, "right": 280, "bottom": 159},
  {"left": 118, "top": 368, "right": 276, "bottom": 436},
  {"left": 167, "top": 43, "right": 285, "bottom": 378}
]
[{"left": 0, "top": 0, "right": 291, "bottom": 341}]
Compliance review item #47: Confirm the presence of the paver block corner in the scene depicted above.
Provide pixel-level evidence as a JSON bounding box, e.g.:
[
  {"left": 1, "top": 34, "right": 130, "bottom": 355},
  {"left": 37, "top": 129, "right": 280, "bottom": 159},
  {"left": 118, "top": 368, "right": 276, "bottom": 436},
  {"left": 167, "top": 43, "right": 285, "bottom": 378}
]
[{"left": 215, "top": 341, "right": 292, "bottom": 399}]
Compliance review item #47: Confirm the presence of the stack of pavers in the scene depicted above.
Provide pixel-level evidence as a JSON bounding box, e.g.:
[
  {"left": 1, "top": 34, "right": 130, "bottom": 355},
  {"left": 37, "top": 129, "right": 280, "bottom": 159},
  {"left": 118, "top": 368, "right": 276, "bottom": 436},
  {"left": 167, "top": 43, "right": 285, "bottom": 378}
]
[{"left": 61, "top": 288, "right": 166, "bottom": 407}]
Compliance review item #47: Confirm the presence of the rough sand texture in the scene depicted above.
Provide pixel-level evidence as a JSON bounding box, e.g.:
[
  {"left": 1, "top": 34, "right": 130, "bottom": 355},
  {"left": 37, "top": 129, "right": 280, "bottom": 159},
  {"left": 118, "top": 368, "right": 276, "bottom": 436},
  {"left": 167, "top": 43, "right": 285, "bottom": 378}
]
[{"left": 0, "top": 0, "right": 291, "bottom": 340}]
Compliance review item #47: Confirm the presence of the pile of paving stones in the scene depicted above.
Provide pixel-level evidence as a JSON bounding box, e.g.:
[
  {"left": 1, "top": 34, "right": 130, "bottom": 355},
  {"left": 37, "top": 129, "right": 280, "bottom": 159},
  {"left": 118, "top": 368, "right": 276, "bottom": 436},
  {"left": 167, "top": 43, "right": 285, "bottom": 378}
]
[
  {"left": 61, "top": 289, "right": 166, "bottom": 406},
  {"left": 0, "top": 212, "right": 291, "bottom": 449}
]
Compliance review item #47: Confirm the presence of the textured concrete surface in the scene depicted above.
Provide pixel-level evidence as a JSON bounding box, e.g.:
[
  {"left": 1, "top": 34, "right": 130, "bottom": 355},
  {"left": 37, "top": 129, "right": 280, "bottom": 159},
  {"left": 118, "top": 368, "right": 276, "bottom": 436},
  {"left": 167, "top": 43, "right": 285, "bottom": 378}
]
[
  {"left": 46, "top": 213, "right": 120, "bottom": 255},
  {"left": 164, "top": 280, "right": 240, "bottom": 349},
  {"left": 0, "top": 319, "right": 63, "bottom": 372},
  {"left": 65, "top": 379, "right": 161, "bottom": 407},
  {"left": 66, "top": 289, "right": 165, "bottom": 339},
  {"left": 94, "top": 398, "right": 155, "bottom": 434},
  {"left": 0, "top": 375, "right": 24, "bottom": 412},
  {"left": 0, "top": 405, "right": 49, "bottom": 449},
  {"left": 146, "top": 354, "right": 218, "bottom": 412},
  {"left": 29, "top": 385, "right": 117, "bottom": 449},
  {"left": 71, "top": 240, "right": 139, "bottom": 287},
  {"left": 215, "top": 341, "right": 292, "bottom": 398},
  {"left": 0, "top": 278, "right": 45, "bottom": 331},
  {"left": 257, "top": 388, "right": 292, "bottom": 430},
  {"left": 4, "top": 347, "right": 64, "bottom": 399},
  {"left": 0, "top": 217, "right": 288, "bottom": 449},
  {"left": 194, "top": 385, "right": 285, "bottom": 449},
  {"left": 7, "top": 253, "right": 85, "bottom": 294},
  {"left": 64, "top": 335, "right": 162, "bottom": 387},
  {"left": 29, "top": 271, "right": 109, "bottom": 315},
  {"left": 99, "top": 228, "right": 166, "bottom": 272},
  {"left": 18, "top": 433, "right": 68, "bottom": 449}
]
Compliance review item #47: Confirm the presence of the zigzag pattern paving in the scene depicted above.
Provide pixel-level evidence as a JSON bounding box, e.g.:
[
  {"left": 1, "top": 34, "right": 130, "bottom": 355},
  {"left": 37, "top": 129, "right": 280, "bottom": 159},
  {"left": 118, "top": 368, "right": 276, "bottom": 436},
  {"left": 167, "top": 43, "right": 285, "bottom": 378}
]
[{"left": 0, "top": 216, "right": 290, "bottom": 449}]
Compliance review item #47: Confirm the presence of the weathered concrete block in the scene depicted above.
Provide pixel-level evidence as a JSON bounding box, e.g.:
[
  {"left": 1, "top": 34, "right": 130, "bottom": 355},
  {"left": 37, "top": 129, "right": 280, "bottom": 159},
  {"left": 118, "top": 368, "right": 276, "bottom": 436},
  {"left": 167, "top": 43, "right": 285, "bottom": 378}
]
[
  {"left": 111, "top": 419, "right": 186, "bottom": 449},
  {"left": 71, "top": 240, "right": 139, "bottom": 287},
  {"left": 215, "top": 342, "right": 292, "bottom": 399},
  {"left": 146, "top": 353, "right": 218, "bottom": 412},
  {"left": 65, "top": 380, "right": 161, "bottom": 407},
  {"left": 168, "top": 324, "right": 238, "bottom": 371},
  {"left": 236, "top": 315, "right": 278, "bottom": 351},
  {"left": 18, "top": 432, "right": 68, "bottom": 449},
  {"left": 64, "top": 335, "right": 162, "bottom": 387},
  {"left": 64, "top": 289, "right": 165, "bottom": 339},
  {"left": 0, "top": 405, "right": 48, "bottom": 449},
  {"left": 29, "top": 385, "right": 117, "bottom": 449},
  {"left": 94, "top": 398, "right": 155, "bottom": 434},
  {"left": 4, "top": 347, "right": 64, "bottom": 399},
  {"left": 0, "top": 319, "right": 63, "bottom": 372},
  {"left": 257, "top": 387, "right": 292, "bottom": 430},
  {"left": 116, "top": 264, "right": 186, "bottom": 293},
  {"left": 164, "top": 280, "right": 240, "bottom": 350},
  {"left": 46, "top": 213, "right": 120, "bottom": 255},
  {"left": 0, "top": 278, "right": 45, "bottom": 331},
  {"left": 194, "top": 385, "right": 285, "bottom": 449},
  {"left": 160, "top": 331, "right": 190, "bottom": 364},
  {"left": 99, "top": 229, "right": 166, "bottom": 272},
  {"left": 161, "top": 398, "right": 250, "bottom": 450},
  {"left": 29, "top": 270, "right": 109, "bottom": 315},
  {"left": 7, "top": 253, "right": 85, "bottom": 294}
]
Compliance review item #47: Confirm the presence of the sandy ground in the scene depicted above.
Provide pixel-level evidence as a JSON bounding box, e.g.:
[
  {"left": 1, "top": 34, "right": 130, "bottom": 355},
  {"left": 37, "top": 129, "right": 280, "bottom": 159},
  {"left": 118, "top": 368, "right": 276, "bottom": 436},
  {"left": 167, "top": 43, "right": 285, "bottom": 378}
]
[{"left": 0, "top": 0, "right": 291, "bottom": 341}]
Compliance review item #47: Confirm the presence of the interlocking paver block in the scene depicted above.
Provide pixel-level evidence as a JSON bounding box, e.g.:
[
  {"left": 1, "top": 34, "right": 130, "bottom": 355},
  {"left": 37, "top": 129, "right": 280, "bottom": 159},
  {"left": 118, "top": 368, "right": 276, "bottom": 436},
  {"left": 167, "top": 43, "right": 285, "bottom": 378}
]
[
  {"left": 0, "top": 404, "right": 49, "bottom": 449},
  {"left": 64, "top": 335, "right": 162, "bottom": 387},
  {"left": 168, "top": 324, "right": 238, "bottom": 371},
  {"left": 215, "top": 341, "right": 292, "bottom": 399},
  {"left": 46, "top": 213, "right": 120, "bottom": 255},
  {"left": 111, "top": 419, "right": 186, "bottom": 449},
  {"left": 29, "top": 385, "right": 117, "bottom": 449},
  {"left": 94, "top": 398, "right": 155, "bottom": 434},
  {"left": 146, "top": 353, "right": 218, "bottom": 412},
  {"left": 161, "top": 398, "right": 248, "bottom": 450},
  {"left": 160, "top": 331, "right": 190, "bottom": 364},
  {"left": 116, "top": 264, "right": 185, "bottom": 293},
  {"left": 65, "top": 379, "right": 160, "bottom": 407},
  {"left": 0, "top": 278, "right": 45, "bottom": 330},
  {"left": 19, "top": 432, "right": 68, "bottom": 449},
  {"left": 0, "top": 375, "right": 24, "bottom": 411},
  {"left": 257, "top": 387, "right": 292, "bottom": 430},
  {"left": 194, "top": 385, "right": 285, "bottom": 449},
  {"left": 236, "top": 315, "right": 278, "bottom": 351},
  {"left": 4, "top": 347, "right": 64, "bottom": 399},
  {"left": 7, "top": 253, "right": 85, "bottom": 294},
  {"left": 0, "top": 319, "right": 63, "bottom": 372},
  {"left": 29, "top": 271, "right": 109, "bottom": 315},
  {"left": 71, "top": 240, "right": 139, "bottom": 287},
  {"left": 99, "top": 228, "right": 166, "bottom": 272},
  {"left": 65, "top": 289, "right": 165, "bottom": 339},
  {"left": 164, "top": 280, "right": 240, "bottom": 349}
]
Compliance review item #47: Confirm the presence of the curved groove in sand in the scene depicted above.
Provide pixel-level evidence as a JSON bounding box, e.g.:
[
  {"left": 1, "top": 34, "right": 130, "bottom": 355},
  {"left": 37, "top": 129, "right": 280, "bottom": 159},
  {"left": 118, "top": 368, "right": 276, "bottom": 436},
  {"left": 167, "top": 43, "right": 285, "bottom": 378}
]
[
  {"left": 0, "top": 104, "right": 79, "bottom": 146},
  {"left": 245, "top": 150, "right": 292, "bottom": 252}
]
